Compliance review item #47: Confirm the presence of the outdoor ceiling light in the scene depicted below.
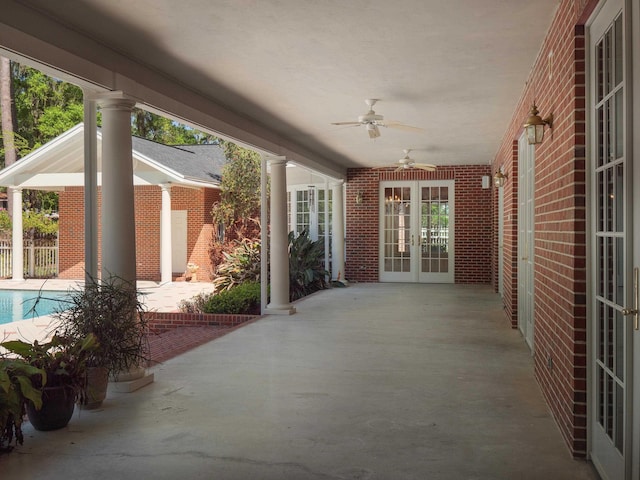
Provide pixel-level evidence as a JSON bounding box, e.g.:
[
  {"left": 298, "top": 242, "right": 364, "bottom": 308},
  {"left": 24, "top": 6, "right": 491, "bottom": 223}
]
[
  {"left": 523, "top": 103, "right": 553, "bottom": 145},
  {"left": 494, "top": 169, "right": 507, "bottom": 188}
]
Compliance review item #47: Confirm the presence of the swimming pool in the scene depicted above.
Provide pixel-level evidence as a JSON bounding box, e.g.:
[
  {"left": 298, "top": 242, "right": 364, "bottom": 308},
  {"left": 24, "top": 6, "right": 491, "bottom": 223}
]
[{"left": 0, "top": 290, "right": 70, "bottom": 325}]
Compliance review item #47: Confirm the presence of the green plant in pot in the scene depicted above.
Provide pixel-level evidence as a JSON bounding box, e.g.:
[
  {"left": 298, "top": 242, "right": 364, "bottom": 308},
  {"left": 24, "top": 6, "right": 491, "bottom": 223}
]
[
  {"left": 52, "top": 275, "right": 150, "bottom": 409},
  {"left": 0, "top": 356, "right": 44, "bottom": 453},
  {"left": 1, "top": 334, "right": 97, "bottom": 431}
]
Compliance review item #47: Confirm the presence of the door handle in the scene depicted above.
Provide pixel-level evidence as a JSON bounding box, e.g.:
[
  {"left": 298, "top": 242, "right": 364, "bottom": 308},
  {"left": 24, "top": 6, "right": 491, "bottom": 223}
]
[{"left": 622, "top": 267, "right": 639, "bottom": 330}]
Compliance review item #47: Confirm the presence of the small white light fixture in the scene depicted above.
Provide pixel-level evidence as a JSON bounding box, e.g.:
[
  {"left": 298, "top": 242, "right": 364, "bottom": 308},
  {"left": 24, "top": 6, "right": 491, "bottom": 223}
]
[
  {"left": 523, "top": 103, "right": 553, "bottom": 145},
  {"left": 494, "top": 168, "right": 507, "bottom": 188}
]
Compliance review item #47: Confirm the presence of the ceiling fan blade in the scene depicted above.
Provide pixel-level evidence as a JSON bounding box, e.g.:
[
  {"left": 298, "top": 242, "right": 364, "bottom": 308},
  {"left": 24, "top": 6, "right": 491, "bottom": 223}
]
[
  {"left": 331, "top": 121, "right": 362, "bottom": 126},
  {"left": 413, "top": 163, "right": 437, "bottom": 171},
  {"left": 394, "top": 165, "right": 404, "bottom": 172},
  {"left": 384, "top": 122, "right": 424, "bottom": 133}
]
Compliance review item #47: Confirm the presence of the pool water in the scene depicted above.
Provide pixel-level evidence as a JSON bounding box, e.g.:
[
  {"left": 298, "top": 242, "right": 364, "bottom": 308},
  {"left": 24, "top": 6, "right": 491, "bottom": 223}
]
[{"left": 0, "top": 290, "right": 70, "bottom": 325}]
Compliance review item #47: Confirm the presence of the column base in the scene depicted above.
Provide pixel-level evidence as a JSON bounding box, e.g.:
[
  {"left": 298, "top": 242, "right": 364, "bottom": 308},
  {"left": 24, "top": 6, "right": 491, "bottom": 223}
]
[
  {"left": 264, "top": 303, "right": 296, "bottom": 315},
  {"left": 109, "top": 367, "right": 154, "bottom": 393}
]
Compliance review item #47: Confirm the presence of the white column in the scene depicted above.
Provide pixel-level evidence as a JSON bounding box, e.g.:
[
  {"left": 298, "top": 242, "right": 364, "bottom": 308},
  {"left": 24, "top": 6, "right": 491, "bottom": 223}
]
[
  {"left": 160, "top": 183, "right": 172, "bottom": 284},
  {"left": 11, "top": 187, "right": 23, "bottom": 281},
  {"left": 331, "top": 180, "right": 346, "bottom": 283},
  {"left": 265, "top": 156, "right": 295, "bottom": 315},
  {"left": 83, "top": 92, "right": 99, "bottom": 284},
  {"left": 260, "top": 155, "right": 268, "bottom": 315},
  {"left": 98, "top": 94, "right": 137, "bottom": 284}
]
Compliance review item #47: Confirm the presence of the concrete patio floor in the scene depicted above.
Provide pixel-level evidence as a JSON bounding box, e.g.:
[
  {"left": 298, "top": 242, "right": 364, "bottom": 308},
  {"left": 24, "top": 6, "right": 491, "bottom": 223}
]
[{"left": 0, "top": 283, "right": 599, "bottom": 479}]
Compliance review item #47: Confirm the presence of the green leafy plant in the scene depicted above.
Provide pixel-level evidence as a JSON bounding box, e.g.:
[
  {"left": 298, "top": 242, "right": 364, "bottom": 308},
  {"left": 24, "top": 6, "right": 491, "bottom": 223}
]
[
  {"left": 0, "top": 209, "right": 59, "bottom": 236},
  {"left": 203, "top": 282, "right": 261, "bottom": 315},
  {"left": 0, "top": 357, "right": 44, "bottom": 453},
  {"left": 289, "top": 229, "right": 329, "bottom": 301},
  {"left": 52, "top": 276, "right": 150, "bottom": 376},
  {"left": 213, "top": 238, "right": 261, "bottom": 292},
  {"left": 1, "top": 334, "right": 97, "bottom": 403}
]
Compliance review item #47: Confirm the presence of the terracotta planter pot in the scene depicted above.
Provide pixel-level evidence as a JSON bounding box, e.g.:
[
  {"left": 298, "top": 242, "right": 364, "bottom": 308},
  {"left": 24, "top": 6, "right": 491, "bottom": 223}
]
[
  {"left": 27, "top": 385, "right": 75, "bottom": 431},
  {"left": 81, "top": 366, "right": 109, "bottom": 410}
]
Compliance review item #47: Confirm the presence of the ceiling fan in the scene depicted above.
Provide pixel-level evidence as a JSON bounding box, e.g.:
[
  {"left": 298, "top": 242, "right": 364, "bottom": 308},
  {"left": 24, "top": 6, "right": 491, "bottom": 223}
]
[
  {"left": 374, "top": 149, "right": 437, "bottom": 171},
  {"left": 331, "top": 99, "right": 423, "bottom": 139}
]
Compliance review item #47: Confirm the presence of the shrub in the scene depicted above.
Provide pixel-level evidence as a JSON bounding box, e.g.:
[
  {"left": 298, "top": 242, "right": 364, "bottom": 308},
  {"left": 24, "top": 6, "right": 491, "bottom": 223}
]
[
  {"left": 203, "top": 282, "right": 261, "bottom": 315},
  {"left": 178, "top": 291, "right": 213, "bottom": 314},
  {"left": 213, "top": 238, "right": 261, "bottom": 292}
]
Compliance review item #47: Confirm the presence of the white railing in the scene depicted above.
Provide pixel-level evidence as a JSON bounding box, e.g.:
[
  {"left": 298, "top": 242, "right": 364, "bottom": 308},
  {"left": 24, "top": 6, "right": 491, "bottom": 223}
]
[{"left": 0, "top": 236, "right": 59, "bottom": 278}]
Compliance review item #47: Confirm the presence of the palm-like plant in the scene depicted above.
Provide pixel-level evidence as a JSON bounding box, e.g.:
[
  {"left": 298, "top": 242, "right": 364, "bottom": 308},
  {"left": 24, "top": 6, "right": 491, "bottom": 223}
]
[{"left": 288, "top": 229, "right": 328, "bottom": 301}]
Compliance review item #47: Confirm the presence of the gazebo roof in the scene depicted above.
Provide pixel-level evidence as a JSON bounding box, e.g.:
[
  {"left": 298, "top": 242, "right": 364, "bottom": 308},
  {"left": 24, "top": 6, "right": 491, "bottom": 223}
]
[{"left": 0, "top": 123, "right": 224, "bottom": 190}]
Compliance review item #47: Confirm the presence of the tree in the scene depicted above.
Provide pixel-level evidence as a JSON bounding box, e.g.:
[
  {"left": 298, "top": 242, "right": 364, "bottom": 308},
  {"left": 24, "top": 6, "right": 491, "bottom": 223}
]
[
  {"left": 0, "top": 56, "right": 18, "bottom": 216},
  {"left": 210, "top": 142, "right": 263, "bottom": 268}
]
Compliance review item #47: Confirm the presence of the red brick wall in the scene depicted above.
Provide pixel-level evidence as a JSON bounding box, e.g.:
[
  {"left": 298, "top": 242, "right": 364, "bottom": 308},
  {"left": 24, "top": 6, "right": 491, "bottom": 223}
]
[
  {"left": 492, "top": 0, "right": 593, "bottom": 457},
  {"left": 345, "top": 165, "right": 492, "bottom": 283},
  {"left": 58, "top": 185, "right": 220, "bottom": 281}
]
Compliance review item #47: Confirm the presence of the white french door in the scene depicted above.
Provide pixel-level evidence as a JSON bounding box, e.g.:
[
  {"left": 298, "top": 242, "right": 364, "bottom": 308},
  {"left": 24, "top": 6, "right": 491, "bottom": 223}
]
[
  {"left": 379, "top": 180, "right": 454, "bottom": 283},
  {"left": 589, "top": 1, "right": 638, "bottom": 478},
  {"left": 518, "top": 134, "right": 535, "bottom": 351}
]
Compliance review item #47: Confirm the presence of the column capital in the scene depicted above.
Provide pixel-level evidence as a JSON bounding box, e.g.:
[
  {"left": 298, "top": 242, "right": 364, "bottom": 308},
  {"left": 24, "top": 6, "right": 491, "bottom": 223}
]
[
  {"left": 160, "top": 183, "right": 172, "bottom": 192},
  {"left": 9, "top": 186, "right": 22, "bottom": 193},
  {"left": 263, "top": 155, "right": 288, "bottom": 167},
  {"left": 96, "top": 91, "right": 137, "bottom": 110},
  {"left": 331, "top": 179, "right": 345, "bottom": 187}
]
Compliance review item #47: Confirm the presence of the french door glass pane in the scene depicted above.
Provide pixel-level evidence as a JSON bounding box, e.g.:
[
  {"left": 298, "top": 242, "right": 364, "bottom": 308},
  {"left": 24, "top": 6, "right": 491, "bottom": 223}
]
[
  {"left": 420, "top": 186, "right": 449, "bottom": 274},
  {"left": 594, "top": 12, "right": 625, "bottom": 455},
  {"left": 383, "top": 187, "right": 411, "bottom": 273}
]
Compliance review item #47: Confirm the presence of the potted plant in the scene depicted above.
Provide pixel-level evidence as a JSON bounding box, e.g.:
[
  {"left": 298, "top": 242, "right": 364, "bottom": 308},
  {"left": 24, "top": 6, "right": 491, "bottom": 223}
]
[
  {"left": 0, "top": 355, "right": 44, "bottom": 452},
  {"left": 52, "top": 276, "right": 150, "bottom": 409},
  {"left": 1, "top": 334, "right": 97, "bottom": 431}
]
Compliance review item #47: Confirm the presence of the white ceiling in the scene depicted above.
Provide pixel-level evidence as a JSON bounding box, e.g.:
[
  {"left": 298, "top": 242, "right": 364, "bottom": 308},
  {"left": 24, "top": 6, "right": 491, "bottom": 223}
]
[{"left": 7, "top": 0, "right": 559, "bottom": 173}]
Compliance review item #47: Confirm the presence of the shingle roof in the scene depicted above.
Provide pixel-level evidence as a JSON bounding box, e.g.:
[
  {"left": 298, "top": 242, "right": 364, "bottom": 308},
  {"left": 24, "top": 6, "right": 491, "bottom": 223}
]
[{"left": 130, "top": 136, "right": 225, "bottom": 183}]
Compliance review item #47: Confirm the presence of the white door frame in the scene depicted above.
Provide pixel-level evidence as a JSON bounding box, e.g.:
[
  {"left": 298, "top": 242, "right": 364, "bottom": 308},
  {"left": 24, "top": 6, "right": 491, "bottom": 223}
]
[
  {"left": 588, "top": 1, "right": 635, "bottom": 478},
  {"left": 517, "top": 133, "right": 535, "bottom": 351},
  {"left": 379, "top": 180, "right": 454, "bottom": 283},
  {"left": 498, "top": 186, "right": 505, "bottom": 297}
]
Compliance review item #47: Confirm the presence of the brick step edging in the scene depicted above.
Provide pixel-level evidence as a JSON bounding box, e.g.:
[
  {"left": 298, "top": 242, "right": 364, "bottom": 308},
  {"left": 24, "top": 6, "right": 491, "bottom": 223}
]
[{"left": 147, "top": 311, "right": 260, "bottom": 334}]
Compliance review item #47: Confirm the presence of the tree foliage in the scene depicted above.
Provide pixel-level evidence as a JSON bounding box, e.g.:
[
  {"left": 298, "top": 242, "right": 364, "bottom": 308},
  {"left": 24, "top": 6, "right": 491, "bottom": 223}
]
[
  {"left": 131, "top": 108, "right": 216, "bottom": 145},
  {"left": 209, "top": 142, "right": 263, "bottom": 269},
  {"left": 0, "top": 210, "right": 58, "bottom": 236}
]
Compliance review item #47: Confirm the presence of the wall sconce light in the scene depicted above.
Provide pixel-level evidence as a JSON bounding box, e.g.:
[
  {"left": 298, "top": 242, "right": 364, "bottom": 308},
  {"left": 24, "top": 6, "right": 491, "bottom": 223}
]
[
  {"left": 355, "top": 190, "right": 364, "bottom": 204},
  {"left": 523, "top": 103, "right": 553, "bottom": 145},
  {"left": 494, "top": 168, "right": 507, "bottom": 188}
]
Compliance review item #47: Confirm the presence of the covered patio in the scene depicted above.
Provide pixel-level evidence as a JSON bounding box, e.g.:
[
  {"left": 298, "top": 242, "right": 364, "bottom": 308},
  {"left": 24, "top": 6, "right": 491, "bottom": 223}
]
[{"left": 0, "top": 284, "right": 598, "bottom": 479}]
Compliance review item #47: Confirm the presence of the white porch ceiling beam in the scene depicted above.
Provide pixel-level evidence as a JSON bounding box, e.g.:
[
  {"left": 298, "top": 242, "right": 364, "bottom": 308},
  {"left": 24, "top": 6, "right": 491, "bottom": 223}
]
[{"left": 0, "top": 2, "right": 347, "bottom": 181}]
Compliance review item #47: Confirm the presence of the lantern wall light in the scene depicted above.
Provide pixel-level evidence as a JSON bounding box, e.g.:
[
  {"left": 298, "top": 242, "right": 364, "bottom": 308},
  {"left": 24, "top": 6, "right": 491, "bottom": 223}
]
[
  {"left": 494, "top": 168, "right": 507, "bottom": 188},
  {"left": 523, "top": 103, "right": 553, "bottom": 145}
]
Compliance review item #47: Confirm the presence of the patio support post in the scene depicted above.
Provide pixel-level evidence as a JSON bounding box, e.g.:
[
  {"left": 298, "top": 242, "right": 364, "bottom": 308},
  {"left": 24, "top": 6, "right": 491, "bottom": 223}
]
[
  {"left": 265, "top": 156, "right": 295, "bottom": 315},
  {"left": 11, "top": 187, "right": 23, "bottom": 281},
  {"left": 331, "top": 180, "right": 346, "bottom": 283},
  {"left": 160, "top": 183, "right": 172, "bottom": 284},
  {"left": 97, "top": 93, "right": 137, "bottom": 285},
  {"left": 83, "top": 92, "right": 99, "bottom": 284}
]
